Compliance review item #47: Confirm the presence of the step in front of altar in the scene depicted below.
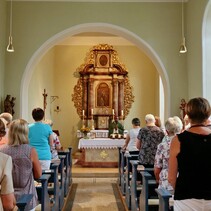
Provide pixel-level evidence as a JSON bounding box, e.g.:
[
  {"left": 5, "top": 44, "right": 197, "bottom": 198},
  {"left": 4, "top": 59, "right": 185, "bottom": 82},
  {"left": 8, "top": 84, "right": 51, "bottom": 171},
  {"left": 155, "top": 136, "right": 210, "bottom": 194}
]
[{"left": 72, "top": 167, "right": 118, "bottom": 178}]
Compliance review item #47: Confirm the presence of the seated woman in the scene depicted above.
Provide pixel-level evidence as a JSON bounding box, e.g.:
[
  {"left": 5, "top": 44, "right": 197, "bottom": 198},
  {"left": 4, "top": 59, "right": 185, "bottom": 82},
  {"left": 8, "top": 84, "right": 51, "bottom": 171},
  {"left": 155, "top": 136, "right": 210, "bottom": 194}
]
[
  {"left": 0, "top": 119, "right": 42, "bottom": 211},
  {"left": 0, "top": 119, "right": 16, "bottom": 211},
  {"left": 154, "top": 116, "right": 183, "bottom": 192}
]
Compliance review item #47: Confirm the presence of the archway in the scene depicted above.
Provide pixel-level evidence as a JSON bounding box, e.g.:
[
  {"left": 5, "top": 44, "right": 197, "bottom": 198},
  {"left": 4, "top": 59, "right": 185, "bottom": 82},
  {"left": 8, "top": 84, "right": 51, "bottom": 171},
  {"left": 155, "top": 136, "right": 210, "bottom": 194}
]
[{"left": 20, "top": 23, "right": 170, "bottom": 121}]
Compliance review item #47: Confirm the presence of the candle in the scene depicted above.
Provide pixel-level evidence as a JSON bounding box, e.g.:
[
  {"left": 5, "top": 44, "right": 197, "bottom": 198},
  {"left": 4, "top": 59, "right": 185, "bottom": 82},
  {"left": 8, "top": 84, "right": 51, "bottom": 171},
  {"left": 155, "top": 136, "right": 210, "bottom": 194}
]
[
  {"left": 91, "top": 109, "right": 93, "bottom": 115},
  {"left": 121, "top": 110, "right": 124, "bottom": 116},
  {"left": 112, "top": 109, "right": 114, "bottom": 115},
  {"left": 82, "top": 110, "right": 85, "bottom": 116}
]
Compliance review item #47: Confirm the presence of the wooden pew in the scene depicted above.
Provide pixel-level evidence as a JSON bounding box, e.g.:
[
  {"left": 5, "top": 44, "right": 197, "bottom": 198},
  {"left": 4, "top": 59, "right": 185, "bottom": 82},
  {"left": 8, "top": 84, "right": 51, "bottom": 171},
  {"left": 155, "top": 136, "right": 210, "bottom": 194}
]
[
  {"left": 130, "top": 160, "right": 142, "bottom": 211},
  {"left": 36, "top": 174, "right": 51, "bottom": 211},
  {"left": 118, "top": 147, "right": 122, "bottom": 186},
  {"left": 125, "top": 153, "right": 139, "bottom": 210},
  {"left": 120, "top": 149, "right": 126, "bottom": 195},
  {"left": 16, "top": 194, "right": 33, "bottom": 211},
  {"left": 68, "top": 147, "right": 73, "bottom": 186},
  {"left": 155, "top": 188, "right": 173, "bottom": 211},
  {"left": 130, "top": 161, "right": 156, "bottom": 211},
  {"left": 42, "top": 163, "right": 60, "bottom": 211},
  {"left": 139, "top": 171, "right": 159, "bottom": 211},
  {"left": 58, "top": 155, "right": 65, "bottom": 211},
  {"left": 58, "top": 147, "right": 72, "bottom": 196}
]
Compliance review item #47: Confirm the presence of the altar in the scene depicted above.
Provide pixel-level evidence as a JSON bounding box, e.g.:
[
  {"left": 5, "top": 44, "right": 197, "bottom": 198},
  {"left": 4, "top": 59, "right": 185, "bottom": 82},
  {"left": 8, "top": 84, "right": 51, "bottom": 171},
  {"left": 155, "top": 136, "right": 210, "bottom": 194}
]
[{"left": 78, "top": 138, "right": 125, "bottom": 167}]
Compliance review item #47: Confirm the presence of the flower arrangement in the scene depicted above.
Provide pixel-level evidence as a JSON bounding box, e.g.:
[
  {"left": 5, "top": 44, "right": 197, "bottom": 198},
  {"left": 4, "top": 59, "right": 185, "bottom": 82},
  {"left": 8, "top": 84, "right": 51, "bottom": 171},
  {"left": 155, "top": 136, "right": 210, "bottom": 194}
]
[
  {"left": 80, "top": 126, "right": 91, "bottom": 139},
  {"left": 80, "top": 127, "right": 91, "bottom": 133}
]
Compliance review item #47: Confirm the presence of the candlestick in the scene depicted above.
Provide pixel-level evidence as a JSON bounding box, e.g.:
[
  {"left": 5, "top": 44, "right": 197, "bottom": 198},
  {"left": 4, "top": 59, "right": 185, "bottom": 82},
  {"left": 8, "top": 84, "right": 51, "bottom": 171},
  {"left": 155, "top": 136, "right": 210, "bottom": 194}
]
[
  {"left": 121, "top": 110, "right": 124, "bottom": 116},
  {"left": 91, "top": 109, "right": 93, "bottom": 115},
  {"left": 112, "top": 109, "right": 114, "bottom": 115},
  {"left": 82, "top": 110, "right": 85, "bottom": 116}
]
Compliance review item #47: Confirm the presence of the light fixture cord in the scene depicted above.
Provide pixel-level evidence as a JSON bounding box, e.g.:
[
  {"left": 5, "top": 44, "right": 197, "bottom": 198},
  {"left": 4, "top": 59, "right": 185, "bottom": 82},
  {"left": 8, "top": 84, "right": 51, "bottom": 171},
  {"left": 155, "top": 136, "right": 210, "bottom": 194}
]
[
  {"left": 9, "top": 0, "right": 13, "bottom": 37},
  {"left": 181, "top": 0, "right": 184, "bottom": 39}
]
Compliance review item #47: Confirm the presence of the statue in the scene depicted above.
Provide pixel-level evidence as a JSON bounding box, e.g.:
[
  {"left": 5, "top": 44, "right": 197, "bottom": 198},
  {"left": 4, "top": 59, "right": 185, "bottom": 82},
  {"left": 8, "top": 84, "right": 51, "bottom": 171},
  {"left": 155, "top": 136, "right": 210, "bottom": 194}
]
[
  {"left": 4, "top": 95, "right": 16, "bottom": 115},
  {"left": 179, "top": 98, "right": 186, "bottom": 119}
]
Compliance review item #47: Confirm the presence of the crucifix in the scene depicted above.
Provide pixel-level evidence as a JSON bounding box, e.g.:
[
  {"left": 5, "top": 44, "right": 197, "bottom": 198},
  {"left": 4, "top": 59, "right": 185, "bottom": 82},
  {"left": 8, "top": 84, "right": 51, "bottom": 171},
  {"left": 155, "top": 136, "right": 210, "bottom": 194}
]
[{"left": 43, "top": 89, "right": 48, "bottom": 120}]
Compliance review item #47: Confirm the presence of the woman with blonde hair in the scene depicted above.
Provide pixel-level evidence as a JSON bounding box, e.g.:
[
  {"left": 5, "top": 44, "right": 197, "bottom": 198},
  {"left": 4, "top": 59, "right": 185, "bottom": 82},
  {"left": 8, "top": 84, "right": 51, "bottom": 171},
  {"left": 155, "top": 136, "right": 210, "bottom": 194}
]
[{"left": 0, "top": 119, "right": 42, "bottom": 211}]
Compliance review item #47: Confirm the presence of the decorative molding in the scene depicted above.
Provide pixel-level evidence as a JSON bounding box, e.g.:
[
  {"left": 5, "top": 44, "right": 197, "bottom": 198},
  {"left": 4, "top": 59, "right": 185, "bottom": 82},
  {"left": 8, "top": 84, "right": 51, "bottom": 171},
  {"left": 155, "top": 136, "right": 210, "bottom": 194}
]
[
  {"left": 124, "top": 77, "right": 135, "bottom": 117},
  {"left": 71, "top": 79, "right": 83, "bottom": 117}
]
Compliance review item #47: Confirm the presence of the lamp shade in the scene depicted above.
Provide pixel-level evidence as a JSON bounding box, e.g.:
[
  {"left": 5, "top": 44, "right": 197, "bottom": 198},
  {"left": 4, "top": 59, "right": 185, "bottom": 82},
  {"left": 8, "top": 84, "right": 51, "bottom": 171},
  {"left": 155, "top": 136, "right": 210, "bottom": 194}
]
[
  {"left": 6, "top": 36, "right": 14, "bottom": 52},
  {"left": 179, "top": 37, "right": 187, "bottom": 53}
]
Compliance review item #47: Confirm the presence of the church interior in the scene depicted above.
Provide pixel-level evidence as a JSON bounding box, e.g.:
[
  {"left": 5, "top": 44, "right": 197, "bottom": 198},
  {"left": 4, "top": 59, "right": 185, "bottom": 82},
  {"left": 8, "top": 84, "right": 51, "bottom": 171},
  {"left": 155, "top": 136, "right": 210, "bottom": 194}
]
[{"left": 1, "top": 0, "right": 211, "bottom": 210}]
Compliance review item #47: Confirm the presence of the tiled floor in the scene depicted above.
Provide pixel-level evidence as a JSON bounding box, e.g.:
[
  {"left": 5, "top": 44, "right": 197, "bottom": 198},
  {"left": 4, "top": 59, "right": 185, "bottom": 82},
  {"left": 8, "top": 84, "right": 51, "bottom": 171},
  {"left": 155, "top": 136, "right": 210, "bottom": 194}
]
[{"left": 63, "top": 164, "right": 126, "bottom": 211}]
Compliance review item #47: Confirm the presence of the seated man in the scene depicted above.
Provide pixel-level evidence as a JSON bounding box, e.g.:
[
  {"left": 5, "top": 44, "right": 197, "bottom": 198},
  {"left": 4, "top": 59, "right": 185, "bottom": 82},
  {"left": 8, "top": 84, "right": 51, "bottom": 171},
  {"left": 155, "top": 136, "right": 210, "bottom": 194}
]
[{"left": 108, "top": 115, "right": 124, "bottom": 137}]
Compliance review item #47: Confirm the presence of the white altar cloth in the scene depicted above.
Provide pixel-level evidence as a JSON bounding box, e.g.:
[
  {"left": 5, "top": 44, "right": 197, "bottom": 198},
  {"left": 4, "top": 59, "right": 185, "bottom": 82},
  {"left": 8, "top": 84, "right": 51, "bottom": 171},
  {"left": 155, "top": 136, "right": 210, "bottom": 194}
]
[{"left": 78, "top": 138, "right": 125, "bottom": 149}]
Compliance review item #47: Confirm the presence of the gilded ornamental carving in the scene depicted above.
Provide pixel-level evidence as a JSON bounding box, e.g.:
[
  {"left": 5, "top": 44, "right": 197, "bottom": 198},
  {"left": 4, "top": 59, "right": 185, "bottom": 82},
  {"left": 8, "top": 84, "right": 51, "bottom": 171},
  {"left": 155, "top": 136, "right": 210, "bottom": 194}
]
[{"left": 72, "top": 44, "right": 134, "bottom": 128}]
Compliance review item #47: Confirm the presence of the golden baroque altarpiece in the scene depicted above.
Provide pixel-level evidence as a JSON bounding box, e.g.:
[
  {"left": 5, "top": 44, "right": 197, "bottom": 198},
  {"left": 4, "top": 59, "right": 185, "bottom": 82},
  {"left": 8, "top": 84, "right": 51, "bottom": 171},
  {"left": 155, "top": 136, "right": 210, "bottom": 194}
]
[{"left": 72, "top": 44, "right": 134, "bottom": 129}]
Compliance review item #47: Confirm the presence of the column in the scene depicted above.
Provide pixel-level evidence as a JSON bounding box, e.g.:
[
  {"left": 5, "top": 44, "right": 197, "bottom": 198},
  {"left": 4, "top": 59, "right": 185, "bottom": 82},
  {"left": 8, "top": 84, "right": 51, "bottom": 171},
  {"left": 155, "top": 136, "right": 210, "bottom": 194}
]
[
  {"left": 118, "top": 79, "right": 124, "bottom": 118},
  {"left": 82, "top": 78, "right": 88, "bottom": 118},
  {"left": 88, "top": 78, "right": 94, "bottom": 118},
  {"left": 112, "top": 78, "right": 119, "bottom": 116}
]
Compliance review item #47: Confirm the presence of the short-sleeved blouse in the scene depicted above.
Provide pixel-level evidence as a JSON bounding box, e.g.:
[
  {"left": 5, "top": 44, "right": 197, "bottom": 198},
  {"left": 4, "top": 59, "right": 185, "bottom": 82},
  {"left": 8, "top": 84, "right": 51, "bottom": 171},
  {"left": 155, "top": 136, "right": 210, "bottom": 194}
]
[
  {"left": 154, "top": 135, "right": 173, "bottom": 191},
  {"left": 137, "top": 126, "right": 164, "bottom": 165},
  {"left": 28, "top": 122, "right": 53, "bottom": 160}
]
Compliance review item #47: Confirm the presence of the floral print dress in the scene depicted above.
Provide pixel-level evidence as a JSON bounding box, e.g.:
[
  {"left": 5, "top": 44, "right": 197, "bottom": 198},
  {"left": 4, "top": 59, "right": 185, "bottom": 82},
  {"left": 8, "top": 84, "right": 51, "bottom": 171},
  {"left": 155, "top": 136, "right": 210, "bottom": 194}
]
[{"left": 154, "top": 135, "right": 174, "bottom": 191}]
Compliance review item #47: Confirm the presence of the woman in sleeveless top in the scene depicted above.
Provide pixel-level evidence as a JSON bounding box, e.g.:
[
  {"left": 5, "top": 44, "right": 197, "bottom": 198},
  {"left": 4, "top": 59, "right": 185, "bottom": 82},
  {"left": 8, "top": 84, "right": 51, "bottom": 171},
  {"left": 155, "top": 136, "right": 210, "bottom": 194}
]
[
  {"left": 122, "top": 117, "right": 140, "bottom": 154},
  {"left": 169, "top": 97, "right": 211, "bottom": 211},
  {"left": 0, "top": 119, "right": 42, "bottom": 211}
]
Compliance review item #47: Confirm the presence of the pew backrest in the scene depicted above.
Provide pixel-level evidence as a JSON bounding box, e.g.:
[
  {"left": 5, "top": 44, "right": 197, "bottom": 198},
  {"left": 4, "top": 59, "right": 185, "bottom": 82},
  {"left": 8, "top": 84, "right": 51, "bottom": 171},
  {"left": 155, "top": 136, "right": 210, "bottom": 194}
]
[
  {"left": 16, "top": 194, "right": 33, "bottom": 211},
  {"left": 155, "top": 188, "right": 173, "bottom": 211}
]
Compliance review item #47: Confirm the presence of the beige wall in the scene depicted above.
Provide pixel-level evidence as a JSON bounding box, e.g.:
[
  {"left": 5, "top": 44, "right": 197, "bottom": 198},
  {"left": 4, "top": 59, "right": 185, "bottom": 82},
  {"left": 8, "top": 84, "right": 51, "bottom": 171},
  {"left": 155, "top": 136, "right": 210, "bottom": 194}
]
[
  {"left": 28, "top": 47, "right": 56, "bottom": 123},
  {"left": 187, "top": 0, "right": 209, "bottom": 98}
]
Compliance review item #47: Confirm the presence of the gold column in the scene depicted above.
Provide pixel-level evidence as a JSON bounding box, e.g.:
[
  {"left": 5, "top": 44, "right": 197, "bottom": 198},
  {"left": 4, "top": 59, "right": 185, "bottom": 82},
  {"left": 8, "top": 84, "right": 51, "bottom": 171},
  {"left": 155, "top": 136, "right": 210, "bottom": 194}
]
[
  {"left": 88, "top": 78, "right": 94, "bottom": 118},
  {"left": 118, "top": 79, "right": 124, "bottom": 119},
  {"left": 112, "top": 78, "right": 119, "bottom": 116},
  {"left": 82, "top": 78, "right": 88, "bottom": 118}
]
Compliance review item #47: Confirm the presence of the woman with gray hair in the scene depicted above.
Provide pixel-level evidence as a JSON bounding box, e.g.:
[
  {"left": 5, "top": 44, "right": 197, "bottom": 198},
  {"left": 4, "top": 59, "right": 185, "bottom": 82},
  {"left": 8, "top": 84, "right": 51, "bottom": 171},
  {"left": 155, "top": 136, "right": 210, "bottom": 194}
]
[
  {"left": 154, "top": 116, "right": 183, "bottom": 192},
  {"left": 136, "top": 114, "right": 165, "bottom": 168}
]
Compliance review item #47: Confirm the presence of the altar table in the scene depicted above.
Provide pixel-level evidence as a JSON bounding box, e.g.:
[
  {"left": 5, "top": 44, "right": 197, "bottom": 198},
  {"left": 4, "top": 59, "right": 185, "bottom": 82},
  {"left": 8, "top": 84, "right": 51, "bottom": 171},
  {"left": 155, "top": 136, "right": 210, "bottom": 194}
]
[{"left": 78, "top": 138, "right": 125, "bottom": 167}]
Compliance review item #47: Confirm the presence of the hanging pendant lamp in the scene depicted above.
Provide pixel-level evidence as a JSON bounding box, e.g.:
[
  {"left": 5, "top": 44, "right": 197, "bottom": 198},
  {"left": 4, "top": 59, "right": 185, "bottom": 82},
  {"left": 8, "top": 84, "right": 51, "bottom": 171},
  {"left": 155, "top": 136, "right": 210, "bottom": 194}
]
[
  {"left": 7, "top": 0, "right": 14, "bottom": 52},
  {"left": 179, "top": 0, "right": 187, "bottom": 54}
]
